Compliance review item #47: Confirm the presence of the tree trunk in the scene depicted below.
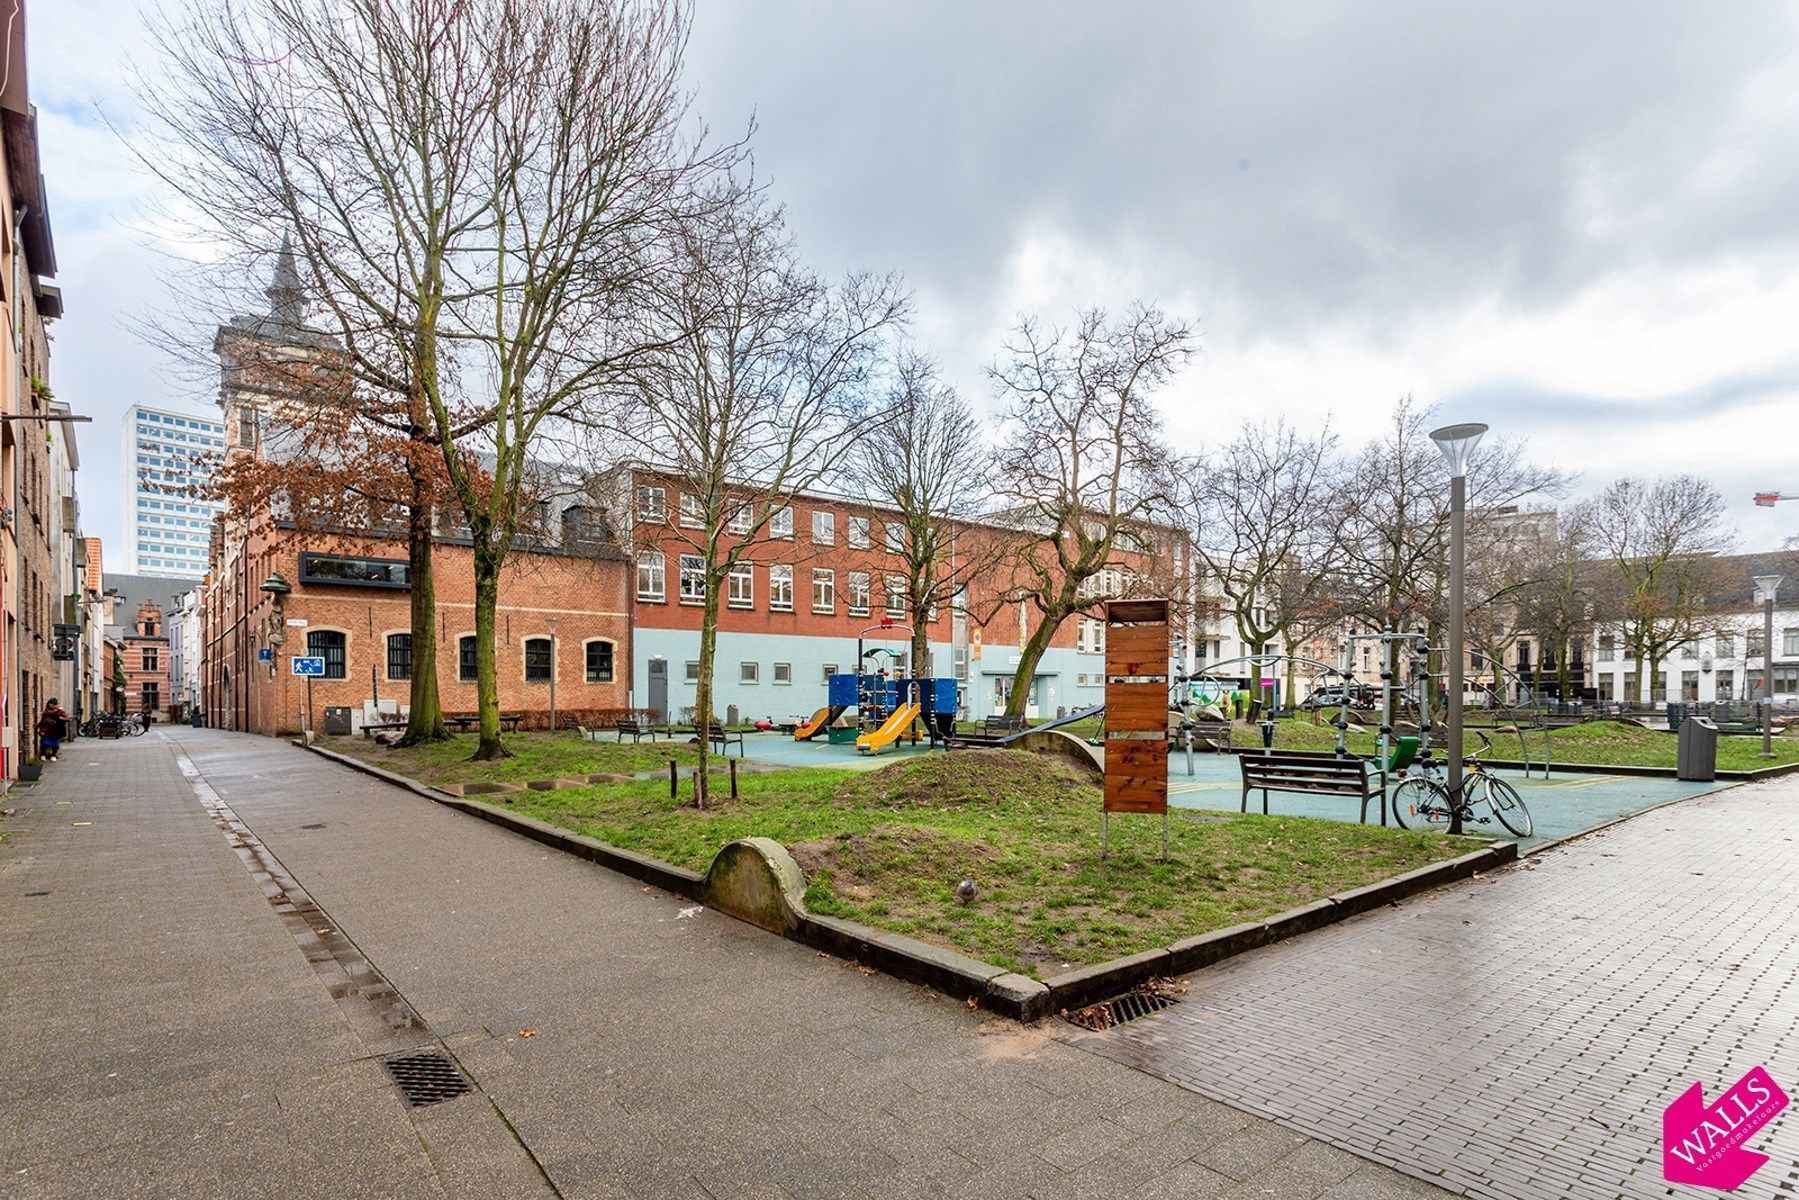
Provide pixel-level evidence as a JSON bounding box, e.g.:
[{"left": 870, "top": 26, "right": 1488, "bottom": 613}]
[
  {"left": 398, "top": 489, "right": 448, "bottom": 746},
  {"left": 693, "top": 585, "right": 720, "bottom": 808},
  {"left": 1004, "top": 609, "right": 1061, "bottom": 718},
  {"left": 469, "top": 540, "right": 507, "bottom": 760}
]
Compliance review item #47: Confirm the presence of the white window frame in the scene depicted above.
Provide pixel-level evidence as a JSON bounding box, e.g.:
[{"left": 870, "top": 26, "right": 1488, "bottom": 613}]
[
  {"left": 728, "top": 503, "right": 751, "bottom": 535},
  {"left": 773, "top": 662, "right": 792, "bottom": 685},
  {"left": 812, "top": 568, "right": 836, "bottom": 614},
  {"left": 884, "top": 574, "right": 906, "bottom": 617},
  {"left": 740, "top": 661, "right": 760, "bottom": 684},
  {"left": 848, "top": 516, "right": 871, "bottom": 549},
  {"left": 884, "top": 522, "right": 903, "bottom": 553},
  {"left": 848, "top": 570, "right": 871, "bottom": 616},
  {"left": 1785, "top": 628, "right": 1799, "bottom": 657},
  {"left": 635, "top": 486, "right": 666, "bottom": 524},
  {"left": 636, "top": 551, "right": 666, "bottom": 602},
  {"left": 680, "top": 492, "right": 705, "bottom": 529},
  {"left": 769, "top": 505, "right": 793, "bottom": 540},
  {"left": 811, "top": 511, "right": 835, "bottom": 545},
  {"left": 822, "top": 663, "right": 840, "bottom": 683},
  {"left": 684, "top": 660, "right": 700, "bottom": 683},
  {"left": 728, "top": 562, "right": 754, "bottom": 609},
  {"left": 679, "top": 554, "right": 706, "bottom": 605},
  {"left": 769, "top": 564, "right": 794, "bottom": 612}
]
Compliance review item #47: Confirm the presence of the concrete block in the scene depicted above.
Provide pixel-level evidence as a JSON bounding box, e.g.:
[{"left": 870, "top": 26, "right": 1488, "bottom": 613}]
[{"left": 986, "top": 972, "right": 1053, "bottom": 1022}]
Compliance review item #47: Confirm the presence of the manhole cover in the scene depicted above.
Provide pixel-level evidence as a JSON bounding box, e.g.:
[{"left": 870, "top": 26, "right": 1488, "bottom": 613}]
[
  {"left": 1063, "top": 988, "right": 1179, "bottom": 1032},
  {"left": 384, "top": 1052, "right": 472, "bottom": 1107}
]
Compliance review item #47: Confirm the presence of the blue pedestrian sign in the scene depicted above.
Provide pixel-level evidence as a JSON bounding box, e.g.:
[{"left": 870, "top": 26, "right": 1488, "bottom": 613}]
[
  {"left": 291, "top": 656, "right": 327, "bottom": 678},
  {"left": 258, "top": 647, "right": 272, "bottom": 663}
]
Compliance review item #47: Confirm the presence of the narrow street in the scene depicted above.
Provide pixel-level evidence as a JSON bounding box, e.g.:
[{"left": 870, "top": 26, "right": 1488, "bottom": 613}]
[{"left": 1, "top": 729, "right": 1449, "bottom": 1199}]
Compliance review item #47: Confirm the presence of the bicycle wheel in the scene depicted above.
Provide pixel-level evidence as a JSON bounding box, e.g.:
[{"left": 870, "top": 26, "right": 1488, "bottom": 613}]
[
  {"left": 1390, "top": 777, "right": 1451, "bottom": 829},
  {"left": 1477, "top": 774, "right": 1533, "bottom": 838}
]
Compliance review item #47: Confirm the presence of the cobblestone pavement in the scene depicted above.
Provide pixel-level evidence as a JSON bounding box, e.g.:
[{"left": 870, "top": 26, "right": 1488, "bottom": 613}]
[
  {"left": 1, "top": 728, "right": 1456, "bottom": 1199},
  {"left": 1066, "top": 777, "right": 1799, "bottom": 1199}
]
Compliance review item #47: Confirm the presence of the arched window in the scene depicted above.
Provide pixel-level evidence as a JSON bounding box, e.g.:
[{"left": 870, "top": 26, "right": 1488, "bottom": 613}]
[
  {"left": 306, "top": 630, "right": 347, "bottom": 679},
  {"left": 458, "top": 635, "right": 478, "bottom": 682},
  {"left": 584, "top": 640, "right": 614, "bottom": 683},
  {"left": 524, "top": 637, "right": 553, "bottom": 683},
  {"left": 386, "top": 633, "right": 413, "bottom": 681}
]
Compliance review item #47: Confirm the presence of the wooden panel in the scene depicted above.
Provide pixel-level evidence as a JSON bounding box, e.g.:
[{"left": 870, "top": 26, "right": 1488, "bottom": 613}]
[
  {"left": 1105, "top": 624, "right": 1169, "bottom": 678},
  {"left": 1105, "top": 740, "right": 1168, "bottom": 814},
  {"left": 1106, "top": 598, "right": 1170, "bottom": 625},
  {"left": 1106, "top": 682, "right": 1166, "bottom": 731}
]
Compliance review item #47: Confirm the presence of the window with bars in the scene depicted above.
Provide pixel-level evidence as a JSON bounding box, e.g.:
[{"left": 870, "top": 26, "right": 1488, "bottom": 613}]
[
  {"left": 307, "top": 630, "right": 347, "bottom": 679},
  {"left": 459, "top": 635, "right": 478, "bottom": 682},
  {"left": 585, "top": 640, "right": 614, "bottom": 683},
  {"left": 387, "top": 633, "right": 413, "bottom": 681},
  {"left": 524, "top": 637, "right": 553, "bottom": 683}
]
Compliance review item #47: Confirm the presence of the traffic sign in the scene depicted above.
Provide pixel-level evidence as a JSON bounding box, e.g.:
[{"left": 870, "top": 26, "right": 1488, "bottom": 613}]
[
  {"left": 291, "top": 656, "right": 327, "bottom": 677},
  {"left": 258, "top": 647, "right": 272, "bottom": 663}
]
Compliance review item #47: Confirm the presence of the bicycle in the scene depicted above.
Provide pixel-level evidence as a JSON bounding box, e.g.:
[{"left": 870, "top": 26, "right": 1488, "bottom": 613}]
[{"left": 1390, "top": 730, "right": 1533, "bottom": 838}]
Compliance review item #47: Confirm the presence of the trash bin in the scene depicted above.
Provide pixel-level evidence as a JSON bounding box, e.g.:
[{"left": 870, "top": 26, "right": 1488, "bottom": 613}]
[
  {"left": 1665, "top": 701, "right": 1685, "bottom": 732},
  {"left": 190, "top": 709, "right": 204, "bottom": 728},
  {"left": 323, "top": 706, "right": 353, "bottom": 736},
  {"left": 1677, "top": 717, "right": 1718, "bottom": 781}
]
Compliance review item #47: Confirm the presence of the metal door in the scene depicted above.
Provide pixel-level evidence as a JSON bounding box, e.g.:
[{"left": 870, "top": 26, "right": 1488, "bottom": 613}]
[{"left": 647, "top": 658, "right": 668, "bottom": 723}]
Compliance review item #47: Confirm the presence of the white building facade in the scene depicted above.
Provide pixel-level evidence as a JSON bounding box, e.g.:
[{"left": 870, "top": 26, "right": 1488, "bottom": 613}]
[
  {"left": 124, "top": 404, "right": 225, "bottom": 578},
  {"left": 1593, "top": 609, "right": 1799, "bottom": 706}
]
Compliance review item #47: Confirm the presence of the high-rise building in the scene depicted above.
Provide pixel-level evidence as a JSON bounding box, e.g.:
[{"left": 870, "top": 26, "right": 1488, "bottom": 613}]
[{"left": 124, "top": 404, "right": 225, "bottom": 577}]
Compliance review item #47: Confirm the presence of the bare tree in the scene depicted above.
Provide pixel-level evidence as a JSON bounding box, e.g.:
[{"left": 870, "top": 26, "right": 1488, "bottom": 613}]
[
  {"left": 853, "top": 356, "right": 996, "bottom": 675},
  {"left": 1179, "top": 418, "right": 1342, "bottom": 705},
  {"left": 625, "top": 193, "right": 906, "bottom": 804},
  {"left": 1509, "top": 508, "right": 1601, "bottom": 702},
  {"left": 1576, "top": 475, "right": 1735, "bottom": 703},
  {"left": 988, "top": 306, "right": 1194, "bottom": 716}
]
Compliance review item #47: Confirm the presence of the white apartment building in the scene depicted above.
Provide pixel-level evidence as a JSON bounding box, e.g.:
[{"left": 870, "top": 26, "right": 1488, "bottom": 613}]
[{"left": 124, "top": 403, "right": 225, "bottom": 577}]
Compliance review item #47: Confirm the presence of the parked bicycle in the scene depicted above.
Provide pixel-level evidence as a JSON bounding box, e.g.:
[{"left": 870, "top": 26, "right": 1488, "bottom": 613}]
[{"left": 1390, "top": 730, "right": 1533, "bottom": 837}]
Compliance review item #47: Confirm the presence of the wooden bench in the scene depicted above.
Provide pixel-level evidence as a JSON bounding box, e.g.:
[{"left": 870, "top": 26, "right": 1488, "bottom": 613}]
[
  {"left": 445, "top": 714, "right": 524, "bottom": 734},
  {"left": 946, "top": 714, "right": 1027, "bottom": 748},
  {"left": 1177, "top": 720, "right": 1233, "bottom": 751},
  {"left": 681, "top": 723, "right": 745, "bottom": 757},
  {"left": 1239, "top": 751, "right": 1387, "bottom": 825},
  {"left": 361, "top": 721, "right": 408, "bottom": 739},
  {"left": 614, "top": 718, "right": 663, "bottom": 744}
]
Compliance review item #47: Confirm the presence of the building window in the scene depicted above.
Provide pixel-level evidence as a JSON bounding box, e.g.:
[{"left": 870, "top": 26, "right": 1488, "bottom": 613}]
[
  {"left": 811, "top": 511, "right": 835, "bottom": 545},
  {"left": 680, "top": 492, "right": 705, "bottom": 528},
  {"left": 1681, "top": 670, "right": 1700, "bottom": 701},
  {"left": 773, "top": 662, "right": 792, "bottom": 685},
  {"left": 142, "top": 648, "right": 159, "bottom": 671},
  {"left": 848, "top": 516, "right": 871, "bottom": 549},
  {"left": 822, "top": 663, "right": 839, "bottom": 683},
  {"left": 848, "top": 571, "right": 871, "bottom": 616},
  {"left": 635, "top": 486, "right": 666, "bottom": 523},
  {"left": 812, "top": 568, "right": 835, "bottom": 613},
  {"left": 386, "top": 633, "right": 413, "bottom": 681},
  {"left": 1748, "top": 630, "right": 1766, "bottom": 659},
  {"left": 728, "top": 503, "right": 751, "bottom": 535},
  {"left": 769, "top": 565, "right": 794, "bottom": 612},
  {"left": 459, "top": 635, "right": 478, "bottom": 682},
  {"left": 637, "top": 551, "right": 665, "bottom": 602},
  {"left": 1716, "top": 633, "right": 1735, "bottom": 658},
  {"left": 585, "top": 640, "right": 614, "bottom": 683},
  {"left": 884, "top": 574, "right": 906, "bottom": 617},
  {"left": 1785, "top": 628, "right": 1799, "bottom": 657},
  {"left": 1716, "top": 669, "right": 1735, "bottom": 700},
  {"left": 142, "top": 682, "right": 161, "bottom": 712},
  {"left": 728, "top": 563, "right": 754, "bottom": 609},
  {"left": 299, "top": 551, "right": 410, "bottom": 590},
  {"left": 679, "top": 555, "right": 706, "bottom": 604},
  {"left": 1597, "top": 636, "right": 1614, "bottom": 663},
  {"left": 524, "top": 637, "right": 553, "bottom": 683},
  {"left": 741, "top": 661, "right": 759, "bottom": 684},
  {"left": 769, "top": 505, "right": 793, "bottom": 539},
  {"left": 885, "top": 522, "right": 904, "bottom": 553},
  {"left": 307, "top": 630, "right": 347, "bottom": 679},
  {"left": 684, "top": 660, "right": 701, "bottom": 683}
]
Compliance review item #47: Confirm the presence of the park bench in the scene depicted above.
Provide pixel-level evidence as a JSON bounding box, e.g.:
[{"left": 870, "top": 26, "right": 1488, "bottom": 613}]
[
  {"left": 361, "top": 720, "right": 408, "bottom": 739},
  {"left": 946, "top": 714, "right": 1026, "bottom": 749},
  {"left": 1176, "top": 720, "right": 1233, "bottom": 751},
  {"left": 682, "top": 722, "right": 745, "bottom": 757},
  {"left": 614, "top": 718, "right": 664, "bottom": 744},
  {"left": 1238, "top": 751, "right": 1387, "bottom": 825}
]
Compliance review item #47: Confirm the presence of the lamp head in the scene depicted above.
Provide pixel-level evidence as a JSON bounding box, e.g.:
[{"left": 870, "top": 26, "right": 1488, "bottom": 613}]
[
  {"left": 259, "top": 571, "right": 293, "bottom": 598},
  {"left": 1429, "top": 422, "right": 1489, "bottom": 478},
  {"left": 1753, "top": 574, "right": 1783, "bottom": 604},
  {"left": 1754, "top": 492, "right": 1781, "bottom": 508}
]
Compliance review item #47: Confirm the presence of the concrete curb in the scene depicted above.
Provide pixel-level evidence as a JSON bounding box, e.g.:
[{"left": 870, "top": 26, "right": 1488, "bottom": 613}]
[
  {"left": 305, "top": 742, "right": 1507, "bottom": 1023},
  {"left": 1483, "top": 757, "right": 1799, "bottom": 781}
]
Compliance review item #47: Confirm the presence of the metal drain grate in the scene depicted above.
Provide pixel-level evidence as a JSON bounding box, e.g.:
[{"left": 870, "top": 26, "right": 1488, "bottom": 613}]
[
  {"left": 1063, "top": 988, "right": 1179, "bottom": 1032},
  {"left": 383, "top": 1052, "right": 472, "bottom": 1107}
]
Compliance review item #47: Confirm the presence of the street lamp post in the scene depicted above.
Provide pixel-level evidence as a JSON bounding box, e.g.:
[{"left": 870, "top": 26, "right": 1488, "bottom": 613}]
[
  {"left": 548, "top": 616, "right": 559, "bottom": 734},
  {"left": 1431, "top": 422, "right": 1489, "bottom": 835},
  {"left": 1753, "top": 574, "right": 1781, "bottom": 759}
]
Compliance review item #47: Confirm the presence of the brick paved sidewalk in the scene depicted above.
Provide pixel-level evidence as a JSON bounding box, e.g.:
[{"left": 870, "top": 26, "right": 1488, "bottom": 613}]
[
  {"left": 2, "top": 727, "right": 1456, "bottom": 1199},
  {"left": 1068, "top": 777, "right": 1799, "bottom": 1200}
]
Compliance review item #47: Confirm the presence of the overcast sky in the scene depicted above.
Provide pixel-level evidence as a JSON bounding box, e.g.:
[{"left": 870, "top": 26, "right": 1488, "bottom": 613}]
[{"left": 32, "top": 0, "right": 1799, "bottom": 571}]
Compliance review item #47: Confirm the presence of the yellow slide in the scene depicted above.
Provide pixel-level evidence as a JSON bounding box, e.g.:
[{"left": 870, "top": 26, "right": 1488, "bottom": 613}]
[
  {"left": 793, "top": 706, "right": 833, "bottom": 741},
  {"left": 856, "top": 703, "right": 920, "bottom": 755}
]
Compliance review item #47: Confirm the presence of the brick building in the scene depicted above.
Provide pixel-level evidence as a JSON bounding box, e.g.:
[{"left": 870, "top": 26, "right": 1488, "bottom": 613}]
[{"left": 120, "top": 600, "right": 171, "bottom": 720}]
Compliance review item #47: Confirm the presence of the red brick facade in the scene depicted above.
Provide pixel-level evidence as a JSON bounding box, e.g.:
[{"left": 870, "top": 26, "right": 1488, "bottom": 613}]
[{"left": 120, "top": 600, "right": 172, "bottom": 720}]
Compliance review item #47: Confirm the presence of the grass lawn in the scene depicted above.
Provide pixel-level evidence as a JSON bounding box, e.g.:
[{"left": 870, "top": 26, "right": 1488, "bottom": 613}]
[
  {"left": 503, "top": 750, "right": 1479, "bottom": 978},
  {"left": 323, "top": 730, "right": 700, "bottom": 785}
]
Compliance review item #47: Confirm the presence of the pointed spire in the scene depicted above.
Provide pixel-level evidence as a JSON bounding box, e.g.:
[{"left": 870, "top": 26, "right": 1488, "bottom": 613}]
[{"left": 265, "top": 235, "right": 306, "bottom": 327}]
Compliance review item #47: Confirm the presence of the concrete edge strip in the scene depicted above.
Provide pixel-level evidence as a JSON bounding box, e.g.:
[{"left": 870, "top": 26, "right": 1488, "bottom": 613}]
[
  {"left": 1481, "top": 756, "right": 1799, "bottom": 780},
  {"left": 306, "top": 742, "right": 1508, "bottom": 1023}
]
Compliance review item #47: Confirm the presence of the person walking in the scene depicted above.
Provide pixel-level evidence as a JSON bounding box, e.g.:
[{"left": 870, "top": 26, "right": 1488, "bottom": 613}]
[{"left": 37, "top": 699, "right": 69, "bottom": 763}]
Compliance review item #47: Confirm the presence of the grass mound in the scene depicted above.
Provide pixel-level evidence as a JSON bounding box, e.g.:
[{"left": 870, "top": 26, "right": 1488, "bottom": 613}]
[{"left": 832, "top": 748, "right": 1096, "bottom": 809}]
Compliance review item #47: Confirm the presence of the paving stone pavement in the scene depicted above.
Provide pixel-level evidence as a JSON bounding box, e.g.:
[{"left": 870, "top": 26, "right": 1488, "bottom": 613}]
[
  {"left": 1067, "top": 776, "right": 1799, "bottom": 1200},
  {"left": 2, "top": 728, "right": 1456, "bottom": 1199}
]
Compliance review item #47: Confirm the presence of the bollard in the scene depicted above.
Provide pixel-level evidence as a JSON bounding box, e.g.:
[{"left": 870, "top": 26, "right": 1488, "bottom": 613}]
[
  {"left": 730, "top": 757, "right": 739, "bottom": 800},
  {"left": 668, "top": 758, "right": 677, "bottom": 800},
  {"left": 1184, "top": 726, "right": 1194, "bottom": 776}
]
